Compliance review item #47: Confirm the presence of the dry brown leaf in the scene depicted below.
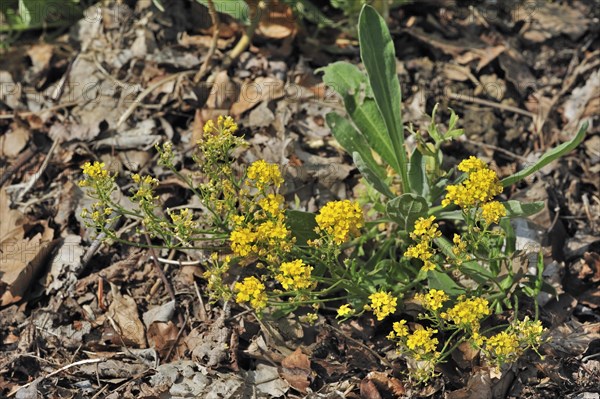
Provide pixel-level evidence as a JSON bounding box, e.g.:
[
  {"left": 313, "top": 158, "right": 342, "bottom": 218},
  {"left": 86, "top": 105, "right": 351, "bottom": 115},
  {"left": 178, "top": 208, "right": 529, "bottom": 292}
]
[
  {"left": 0, "top": 189, "right": 56, "bottom": 306},
  {"left": 147, "top": 321, "right": 178, "bottom": 356},
  {"left": 445, "top": 367, "right": 492, "bottom": 399},
  {"left": 366, "top": 371, "right": 406, "bottom": 397},
  {"left": 230, "top": 76, "right": 285, "bottom": 118},
  {"left": 0, "top": 125, "right": 29, "bottom": 158},
  {"left": 280, "top": 348, "right": 311, "bottom": 393},
  {"left": 360, "top": 378, "right": 382, "bottom": 399},
  {"left": 107, "top": 283, "right": 147, "bottom": 348}
]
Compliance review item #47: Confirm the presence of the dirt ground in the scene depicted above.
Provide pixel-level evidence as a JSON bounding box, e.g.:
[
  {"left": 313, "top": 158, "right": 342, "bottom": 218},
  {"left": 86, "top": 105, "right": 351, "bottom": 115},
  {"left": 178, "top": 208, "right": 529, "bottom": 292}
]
[{"left": 0, "top": 1, "right": 599, "bottom": 398}]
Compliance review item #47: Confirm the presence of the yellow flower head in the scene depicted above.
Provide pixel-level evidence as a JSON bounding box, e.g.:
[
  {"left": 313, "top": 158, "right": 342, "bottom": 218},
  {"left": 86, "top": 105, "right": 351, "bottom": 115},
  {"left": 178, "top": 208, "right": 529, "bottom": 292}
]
[
  {"left": 485, "top": 330, "right": 521, "bottom": 360},
  {"left": 480, "top": 201, "right": 506, "bottom": 224},
  {"left": 337, "top": 304, "right": 355, "bottom": 318},
  {"left": 458, "top": 156, "right": 487, "bottom": 173},
  {"left": 410, "top": 216, "right": 442, "bottom": 240},
  {"left": 258, "top": 194, "right": 285, "bottom": 217},
  {"left": 368, "top": 291, "right": 397, "bottom": 321},
  {"left": 79, "top": 161, "right": 113, "bottom": 190},
  {"left": 387, "top": 320, "right": 409, "bottom": 339},
  {"left": 315, "top": 200, "right": 364, "bottom": 245},
  {"left": 406, "top": 327, "right": 439, "bottom": 360},
  {"left": 234, "top": 276, "right": 267, "bottom": 310},
  {"left": 247, "top": 160, "right": 283, "bottom": 191},
  {"left": 441, "top": 296, "right": 491, "bottom": 332},
  {"left": 275, "top": 259, "right": 314, "bottom": 291},
  {"left": 442, "top": 158, "right": 503, "bottom": 208},
  {"left": 415, "top": 289, "right": 449, "bottom": 312},
  {"left": 230, "top": 226, "right": 258, "bottom": 257}
]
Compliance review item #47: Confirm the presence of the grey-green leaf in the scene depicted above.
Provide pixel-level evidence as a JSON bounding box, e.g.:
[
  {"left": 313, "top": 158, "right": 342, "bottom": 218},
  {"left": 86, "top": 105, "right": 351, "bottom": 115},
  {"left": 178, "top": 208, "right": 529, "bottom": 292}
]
[
  {"left": 386, "top": 193, "right": 429, "bottom": 231},
  {"left": 354, "top": 152, "right": 395, "bottom": 198},
  {"left": 359, "top": 5, "right": 409, "bottom": 190},
  {"left": 501, "top": 122, "right": 588, "bottom": 187}
]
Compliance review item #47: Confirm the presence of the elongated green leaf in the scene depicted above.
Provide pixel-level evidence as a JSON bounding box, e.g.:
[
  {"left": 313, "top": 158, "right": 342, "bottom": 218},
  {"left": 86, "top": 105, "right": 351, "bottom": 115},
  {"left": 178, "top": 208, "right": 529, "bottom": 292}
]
[
  {"left": 354, "top": 152, "right": 395, "bottom": 198},
  {"left": 501, "top": 122, "right": 588, "bottom": 187},
  {"left": 428, "top": 271, "right": 465, "bottom": 296},
  {"left": 286, "top": 210, "right": 318, "bottom": 246},
  {"left": 386, "top": 193, "right": 429, "bottom": 231},
  {"left": 502, "top": 200, "right": 544, "bottom": 218},
  {"left": 319, "top": 62, "right": 396, "bottom": 169},
  {"left": 359, "top": 5, "right": 409, "bottom": 190},
  {"left": 408, "top": 149, "right": 429, "bottom": 199}
]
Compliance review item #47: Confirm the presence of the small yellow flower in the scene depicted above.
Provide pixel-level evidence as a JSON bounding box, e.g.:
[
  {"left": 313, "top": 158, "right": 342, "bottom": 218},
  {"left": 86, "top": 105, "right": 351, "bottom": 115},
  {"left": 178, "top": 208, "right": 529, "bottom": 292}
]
[
  {"left": 315, "top": 200, "right": 364, "bottom": 245},
  {"left": 410, "top": 216, "right": 442, "bottom": 240},
  {"left": 406, "top": 327, "right": 439, "bottom": 360},
  {"left": 258, "top": 194, "right": 284, "bottom": 217},
  {"left": 387, "top": 320, "right": 409, "bottom": 339},
  {"left": 368, "top": 291, "right": 397, "bottom": 321},
  {"left": 337, "top": 304, "right": 355, "bottom": 318},
  {"left": 234, "top": 276, "right": 267, "bottom": 310},
  {"left": 458, "top": 156, "right": 487, "bottom": 173},
  {"left": 230, "top": 226, "right": 258, "bottom": 257},
  {"left": 441, "top": 296, "right": 490, "bottom": 332},
  {"left": 247, "top": 160, "right": 283, "bottom": 191},
  {"left": 480, "top": 201, "right": 506, "bottom": 224},
  {"left": 415, "top": 289, "right": 449, "bottom": 312},
  {"left": 485, "top": 330, "right": 521, "bottom": 360},
  {"left": 275, "top": 259, "right": 314, "bottom": 291}
]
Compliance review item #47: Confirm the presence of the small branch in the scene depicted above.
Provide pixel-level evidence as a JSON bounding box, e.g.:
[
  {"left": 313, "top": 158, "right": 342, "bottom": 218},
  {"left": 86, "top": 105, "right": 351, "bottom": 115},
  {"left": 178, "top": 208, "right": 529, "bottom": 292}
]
[
  {"left": 194, "top": 0, "right": 220, "bottom": 83},
  {"left": 8, "top": 358, "right": 106, "bottom": 397},
  {"left": 448, "top": 91, "right": 534, "bottom": 119},
  {"left": 15, "top": 139, "right": 60, "bottom": 203}
]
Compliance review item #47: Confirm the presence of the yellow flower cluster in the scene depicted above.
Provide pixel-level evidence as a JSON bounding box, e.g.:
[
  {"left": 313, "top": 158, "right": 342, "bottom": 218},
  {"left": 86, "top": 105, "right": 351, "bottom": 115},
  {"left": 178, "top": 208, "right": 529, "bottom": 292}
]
[
  {"left": 275, "top": 259, "right": 314, "bottom": 291},
  {"left": 367, "top": 291, "right": 397, "bottom": 321},
  {"left": 79, "top": 161, "right": 114, "bottom": 193},
  {"left": 230, "top": 219, "right": 293, "bottom": 261},
  {"left": 415, "top": 289, "right": 449, "bottom": 312},
  {"left": 481, "top": 201, "right": 507, "bottom": 225},
  {"left": 442, "top": 157, "right": 503, "bottom": 209},
  {"left": 441, "top": 295, "right": 490, "bottom": 332},
  {"left": 197, "top": 116, "right": 245, "bottom": 174},
  {"left": 258, "top": 194, "right": 284, "bottom": 217},
  {"left": 247, "top": 160, "right": 284, "bottom": 191},
  {"left": 387, "top": 320, "right": 408, "bottom": 339},
  {"left": 386, "top": 320, "right": 440, "bottom": 381},
  {"left": 514, "top": 317, "right": 545, "bottom": 347},
  {"left": 234, "top": 276, "right": 267, "bottom": 310},
  {"left": 484, "top": 330, "right": 521, "bottom": 362},
  {"left": 337, "top": 304, "right": 355, "bottom": 318},
  {"left": 406, "top": 327, "right": 440, "bottom": 361},
  {"left": 131, "top": 174, "right": 159, "bottom": 204},
  {"left": 315, "top": 200, "right": 364, "bottom": 245},
  {"left": 168, "top": 208, "right": 198, "bottom": 243},
  {"left": 404, "top": 216, "right": 441, "bottom": 272}
]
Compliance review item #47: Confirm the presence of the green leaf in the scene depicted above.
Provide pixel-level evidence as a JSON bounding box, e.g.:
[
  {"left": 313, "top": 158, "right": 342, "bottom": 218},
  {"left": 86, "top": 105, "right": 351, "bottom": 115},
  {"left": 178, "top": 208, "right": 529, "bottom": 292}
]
[
  {"left": 285, "top": 210, "right": 318, "bottom": 246},
  {"left": 408, "top": 149, "right": 429, "bottom": 198},
  {"left": 501, "top": 122, "right": 588, "bottom": 187},
  {"left": 502, "top": 200, "right": 544, "bottom": 218},
  {"left": 358, "top": 5, "right": 409, "bottom": 191},
  {"left": 326, "top": 112, "right": 387, "bottom": 181},
  {"left": 386, "top": 193, "right": 429, "bottom": 231},
  {"left": 354, "top": 152, "right": 395, "bottom": 198},
  {"left": 428, "top": 271, "right": 465, "bottom": 296},
  {"left": 195, "top": 0, "right": 250, "bottom": 24},
  {"left": 319, "top": 62, "right": 396, "bottom": 170}
]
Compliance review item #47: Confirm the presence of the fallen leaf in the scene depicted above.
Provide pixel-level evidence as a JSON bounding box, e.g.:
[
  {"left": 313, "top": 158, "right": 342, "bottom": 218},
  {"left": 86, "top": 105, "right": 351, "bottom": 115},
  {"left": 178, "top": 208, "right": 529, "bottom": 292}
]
[
  {"left": 280, "top": 348, "right": 311, "bottom": 393},
  {"left": 107, "top": 283, "right": 147, "bottom": 348},
  {"left": 0, "top": 125, "right": 29, "bottom": 158}
]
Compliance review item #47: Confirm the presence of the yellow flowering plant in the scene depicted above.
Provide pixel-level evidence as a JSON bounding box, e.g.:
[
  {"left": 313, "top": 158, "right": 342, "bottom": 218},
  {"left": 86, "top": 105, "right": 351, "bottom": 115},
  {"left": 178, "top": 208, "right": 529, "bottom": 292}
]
[{"left": 78, "top": 4, "right": 588, "bottom": 388}]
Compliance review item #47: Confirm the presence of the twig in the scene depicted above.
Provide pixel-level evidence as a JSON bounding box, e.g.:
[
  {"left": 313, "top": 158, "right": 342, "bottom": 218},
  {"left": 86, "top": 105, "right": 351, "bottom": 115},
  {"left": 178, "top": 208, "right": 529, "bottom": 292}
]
[
  {"left": 8, "top": 358, "right": 106, "bottom": 397},
  {"left": 448, "top": 91, "right": 534, "bottom": 119},
  {"left": 165, "top": 314, "right": 189, "bottom": 362},
  {"left": 143, "top": 234, "right": 184, "bottom": 326},
  {"left": 116, "top": 70, "right": 195, "bottom": 127},
  {"left": 15, "top": 139, "right": 60, "bottom": 203},
  {"left": 463, "top": 138, "right": 529, "bottom": 162},
  {"left": 150, "top": 256, "right": 203, "bottom": 266},
  {"left": 0, "top": 101, "right": 80, "bottom": 120},
  {"left": 0, "top": 146, "right": 37, "bottom": 187},
  {"left": 194, "top": 0, "right": 220, "bottom": 83}
]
